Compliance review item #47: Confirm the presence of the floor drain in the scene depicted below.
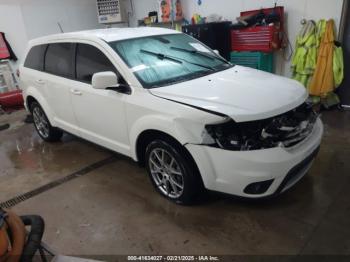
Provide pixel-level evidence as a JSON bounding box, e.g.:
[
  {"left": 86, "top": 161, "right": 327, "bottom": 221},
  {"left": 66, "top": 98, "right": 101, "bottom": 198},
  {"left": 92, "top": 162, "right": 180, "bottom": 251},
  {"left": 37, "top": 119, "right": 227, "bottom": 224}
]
[{"left": 0, "top": 156, "right": 116, "bottom": 209}]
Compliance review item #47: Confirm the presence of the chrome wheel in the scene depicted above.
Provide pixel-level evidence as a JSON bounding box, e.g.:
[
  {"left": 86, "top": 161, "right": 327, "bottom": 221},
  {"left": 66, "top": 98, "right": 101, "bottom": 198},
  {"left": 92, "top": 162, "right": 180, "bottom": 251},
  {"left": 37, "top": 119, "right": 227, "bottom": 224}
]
[
  {"left": 32, "top": 107, "right": 49, "bottom": 138},
  {"left": 149, "top": 148, "right": 184, "bottom": 199}
]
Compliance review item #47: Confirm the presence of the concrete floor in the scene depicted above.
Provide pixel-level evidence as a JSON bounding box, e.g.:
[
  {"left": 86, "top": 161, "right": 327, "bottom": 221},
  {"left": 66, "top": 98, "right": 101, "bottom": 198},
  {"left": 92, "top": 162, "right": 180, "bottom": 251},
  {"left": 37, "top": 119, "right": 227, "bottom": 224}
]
[{"left": 0, "top": 109, "right": 350, "bottom": 257}]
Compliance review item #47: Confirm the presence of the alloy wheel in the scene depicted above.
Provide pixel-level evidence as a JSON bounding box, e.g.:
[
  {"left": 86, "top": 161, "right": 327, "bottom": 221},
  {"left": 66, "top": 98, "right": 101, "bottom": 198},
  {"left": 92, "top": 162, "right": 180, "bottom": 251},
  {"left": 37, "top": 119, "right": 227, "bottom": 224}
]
[
  {"left": 148, "top": 148, "right": 184, "bottom": 198},
  {"left": 32, "top": 107, "right": 49, "bottom": 138}
]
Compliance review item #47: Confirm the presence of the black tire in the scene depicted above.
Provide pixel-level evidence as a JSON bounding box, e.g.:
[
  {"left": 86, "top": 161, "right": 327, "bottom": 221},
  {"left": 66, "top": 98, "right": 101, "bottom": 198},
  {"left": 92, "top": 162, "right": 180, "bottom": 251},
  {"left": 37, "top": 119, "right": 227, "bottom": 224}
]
[
  {"left": 30, "top": 101, "right": 63, "bottom": 142},
  {"left": 145, "top": 138, "right": 202, "bottom": 205}
]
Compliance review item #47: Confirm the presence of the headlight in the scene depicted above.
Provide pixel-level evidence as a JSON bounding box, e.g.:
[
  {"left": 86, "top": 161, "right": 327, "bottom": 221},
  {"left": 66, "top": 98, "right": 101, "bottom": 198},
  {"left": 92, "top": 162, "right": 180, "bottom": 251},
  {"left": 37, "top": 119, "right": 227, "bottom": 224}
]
[{"left": 204, "top": 119, "right": 244, "bottom": 151}]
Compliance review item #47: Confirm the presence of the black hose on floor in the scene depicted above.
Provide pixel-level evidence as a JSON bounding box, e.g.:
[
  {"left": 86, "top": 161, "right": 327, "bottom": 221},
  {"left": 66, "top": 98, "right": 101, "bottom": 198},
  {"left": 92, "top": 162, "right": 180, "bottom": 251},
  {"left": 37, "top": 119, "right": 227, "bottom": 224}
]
[
  {"left": 20, "top": 215, "right": 45, "bottom": 262},
  {"left": 0, "top": 124, "right": 10, "bottom": 131}
]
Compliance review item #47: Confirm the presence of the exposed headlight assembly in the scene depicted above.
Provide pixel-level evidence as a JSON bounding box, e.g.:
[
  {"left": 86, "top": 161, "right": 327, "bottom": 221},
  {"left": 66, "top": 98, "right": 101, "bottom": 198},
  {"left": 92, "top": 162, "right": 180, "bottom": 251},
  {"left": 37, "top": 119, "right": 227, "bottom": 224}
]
[
  {"left": 204, "top": 119, "right": 246, "bottom": 151},
  {"left": 203, "top": 103, "right": 318, "bottom": 151}
]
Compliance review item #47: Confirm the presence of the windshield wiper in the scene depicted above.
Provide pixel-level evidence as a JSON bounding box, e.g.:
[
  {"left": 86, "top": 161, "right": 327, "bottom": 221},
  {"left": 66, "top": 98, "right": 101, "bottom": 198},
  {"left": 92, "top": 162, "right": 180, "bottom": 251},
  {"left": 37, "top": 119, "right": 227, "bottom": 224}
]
[
  {"left": 140, "top": 49, "right": 215, "bottom": 71},
  {"left": 170, "top": 46, "right": 230, "bottom": 64},
  {"left": 140, "top": 49, "right": 183, "bottom": 64}
]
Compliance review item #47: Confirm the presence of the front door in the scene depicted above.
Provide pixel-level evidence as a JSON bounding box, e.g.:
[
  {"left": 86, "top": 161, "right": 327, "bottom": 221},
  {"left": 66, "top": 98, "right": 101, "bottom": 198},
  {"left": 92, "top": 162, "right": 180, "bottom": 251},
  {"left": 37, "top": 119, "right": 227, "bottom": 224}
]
[{"left": 70, "top": 43, "right": 130, "bottom": 156}]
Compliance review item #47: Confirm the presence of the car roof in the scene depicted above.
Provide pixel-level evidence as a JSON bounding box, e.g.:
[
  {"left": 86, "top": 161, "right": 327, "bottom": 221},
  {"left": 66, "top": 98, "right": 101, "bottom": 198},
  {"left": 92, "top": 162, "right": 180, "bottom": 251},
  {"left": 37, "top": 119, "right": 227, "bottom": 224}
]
[{"left": 29, "top": 27, "right": 182, "bottom": 46}]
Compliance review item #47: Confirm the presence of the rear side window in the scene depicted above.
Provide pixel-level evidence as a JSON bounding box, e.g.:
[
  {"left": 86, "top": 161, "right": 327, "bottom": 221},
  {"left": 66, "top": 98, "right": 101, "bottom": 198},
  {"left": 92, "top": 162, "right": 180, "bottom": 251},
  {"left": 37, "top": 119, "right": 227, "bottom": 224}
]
[
  {"left": 24, "top": 45, "right": 47, "bottom": 71},
  {"left": 76, "top": 43, "right": 117, "bottom": 83},
  {"left": 45, "top": 43, "right": 73, "bottom": 78}
]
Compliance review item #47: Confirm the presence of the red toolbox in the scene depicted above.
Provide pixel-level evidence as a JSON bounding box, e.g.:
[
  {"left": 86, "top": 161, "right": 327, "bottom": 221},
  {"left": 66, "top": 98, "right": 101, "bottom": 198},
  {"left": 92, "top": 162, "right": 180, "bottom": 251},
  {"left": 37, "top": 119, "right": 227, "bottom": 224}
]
[
  {"left": 0, "top": 90, "right": 24, "bottom": 109},
  {"left": 231, "top": 6, "right": 284, "bottom": 52}
]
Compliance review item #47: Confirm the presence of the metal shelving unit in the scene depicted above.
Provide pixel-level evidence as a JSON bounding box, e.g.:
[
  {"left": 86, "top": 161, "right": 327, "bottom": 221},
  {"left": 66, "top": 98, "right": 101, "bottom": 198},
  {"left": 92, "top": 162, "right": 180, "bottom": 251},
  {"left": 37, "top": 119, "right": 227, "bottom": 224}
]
[{"left": 0, "top": 60, "right": 18, "bottom": 94}]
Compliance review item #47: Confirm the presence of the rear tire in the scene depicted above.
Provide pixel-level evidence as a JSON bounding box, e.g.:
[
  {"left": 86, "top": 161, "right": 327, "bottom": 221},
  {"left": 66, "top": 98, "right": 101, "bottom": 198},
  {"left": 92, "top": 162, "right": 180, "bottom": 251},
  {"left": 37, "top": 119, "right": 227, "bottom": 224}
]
[
  {"left": 30, "top": 102, "right": 63, "bottom": 142},
  {"left": 145, "top": 138, "right": 202, "bottom": 205}
]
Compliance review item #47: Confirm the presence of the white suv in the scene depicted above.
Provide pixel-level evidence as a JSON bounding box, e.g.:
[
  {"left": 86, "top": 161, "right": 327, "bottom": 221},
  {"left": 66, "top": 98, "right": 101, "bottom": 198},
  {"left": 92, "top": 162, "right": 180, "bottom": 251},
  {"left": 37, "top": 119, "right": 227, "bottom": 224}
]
[{"left": 20, "top": 28, "right": 323, "bottom": 204}]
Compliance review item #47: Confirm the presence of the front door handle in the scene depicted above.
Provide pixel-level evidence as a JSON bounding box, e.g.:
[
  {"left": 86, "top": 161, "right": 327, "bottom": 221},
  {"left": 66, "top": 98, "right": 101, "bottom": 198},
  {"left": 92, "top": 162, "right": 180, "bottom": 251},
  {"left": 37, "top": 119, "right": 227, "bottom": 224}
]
[{"left": 70, "top": 89, "right": 82, "bottom": 96}]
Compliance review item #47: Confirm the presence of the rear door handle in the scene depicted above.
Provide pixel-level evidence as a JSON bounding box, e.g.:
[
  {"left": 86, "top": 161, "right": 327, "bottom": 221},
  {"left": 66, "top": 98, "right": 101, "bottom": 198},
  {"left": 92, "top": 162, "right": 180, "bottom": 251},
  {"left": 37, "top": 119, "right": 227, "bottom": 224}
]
[
  {"left": 70, "top": 89, "right": 83, "bottom": 96},
  {"left": 36, "top": 79, "right": 45, "bottom": 85}
]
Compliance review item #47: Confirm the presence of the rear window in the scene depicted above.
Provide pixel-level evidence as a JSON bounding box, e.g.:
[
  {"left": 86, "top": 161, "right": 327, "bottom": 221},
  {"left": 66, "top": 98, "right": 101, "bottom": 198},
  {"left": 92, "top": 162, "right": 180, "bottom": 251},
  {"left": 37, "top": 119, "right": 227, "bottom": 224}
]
[
  {"left": 44, "top": 43, "right": 73, "bottom": 78},
  {"left": 24, "top": 44, "right": 47, "bottom": 71}
]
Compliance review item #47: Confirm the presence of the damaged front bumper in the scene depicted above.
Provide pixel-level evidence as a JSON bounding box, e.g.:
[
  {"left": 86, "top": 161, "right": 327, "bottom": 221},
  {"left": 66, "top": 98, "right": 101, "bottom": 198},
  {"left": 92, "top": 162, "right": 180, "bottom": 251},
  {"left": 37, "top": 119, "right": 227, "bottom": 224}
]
[{"left": 186, "top": 118, "right": 323, "bottom": 198}]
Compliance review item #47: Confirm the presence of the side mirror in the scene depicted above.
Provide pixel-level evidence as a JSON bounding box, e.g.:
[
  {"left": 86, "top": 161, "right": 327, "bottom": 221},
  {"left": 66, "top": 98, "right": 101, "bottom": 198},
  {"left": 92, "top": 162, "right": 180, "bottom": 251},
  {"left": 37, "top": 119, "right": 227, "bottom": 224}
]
[
  {"left": 92, "top": 71, "right": 119, "bottom": 90},
  {"left": 213, "top": 50, "right": 220, "bottom": 55}
]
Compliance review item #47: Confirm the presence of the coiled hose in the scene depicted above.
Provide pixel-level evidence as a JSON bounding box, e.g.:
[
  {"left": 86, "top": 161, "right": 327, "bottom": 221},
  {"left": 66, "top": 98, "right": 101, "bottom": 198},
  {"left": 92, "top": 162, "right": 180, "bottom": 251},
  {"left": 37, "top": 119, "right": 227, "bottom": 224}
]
[{"left": 20, "top": 215, "right": 45, "bottom": 262}]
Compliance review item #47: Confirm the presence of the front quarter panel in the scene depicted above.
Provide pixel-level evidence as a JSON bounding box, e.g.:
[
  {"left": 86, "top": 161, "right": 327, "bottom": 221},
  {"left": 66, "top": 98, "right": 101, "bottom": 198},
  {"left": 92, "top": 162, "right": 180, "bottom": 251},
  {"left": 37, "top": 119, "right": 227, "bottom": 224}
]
[{"left": 127, "top": 90, "right": 224, "bottom": 161}]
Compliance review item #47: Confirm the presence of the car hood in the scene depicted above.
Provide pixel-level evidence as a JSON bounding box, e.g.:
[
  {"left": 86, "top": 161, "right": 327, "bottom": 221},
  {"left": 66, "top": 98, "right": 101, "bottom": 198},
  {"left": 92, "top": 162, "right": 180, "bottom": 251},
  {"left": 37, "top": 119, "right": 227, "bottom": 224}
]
[{"left": 149, "top": 66, "right": 308, "bottom": 122}]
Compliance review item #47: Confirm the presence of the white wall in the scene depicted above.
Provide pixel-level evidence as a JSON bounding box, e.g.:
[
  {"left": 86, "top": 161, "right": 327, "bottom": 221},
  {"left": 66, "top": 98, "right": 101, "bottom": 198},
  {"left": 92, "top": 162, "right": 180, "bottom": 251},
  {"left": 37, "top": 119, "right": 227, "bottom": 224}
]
[
  {"left": 0, "top": 0, "right": 103, "bottom": 68},
  {"left": 130, "top": 0, "right": 344, "bottom": 77},
  {"left": 19, "top": 0, "right": 103, "bottom": 40}
]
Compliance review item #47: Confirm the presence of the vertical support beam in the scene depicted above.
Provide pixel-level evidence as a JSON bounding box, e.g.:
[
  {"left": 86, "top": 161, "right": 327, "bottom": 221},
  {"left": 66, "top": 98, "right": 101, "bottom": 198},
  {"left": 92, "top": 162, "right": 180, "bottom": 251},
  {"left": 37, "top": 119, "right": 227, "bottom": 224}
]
[{"left": 339, "top": 0, "right": 348, "bottom": 40}]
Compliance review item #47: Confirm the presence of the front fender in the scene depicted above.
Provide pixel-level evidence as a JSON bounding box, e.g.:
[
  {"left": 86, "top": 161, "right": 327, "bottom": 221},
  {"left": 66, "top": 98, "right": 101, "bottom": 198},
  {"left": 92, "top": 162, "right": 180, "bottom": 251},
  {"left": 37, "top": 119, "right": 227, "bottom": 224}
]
[
  {"left": 24, "top": 87, "right": 56, "bottom": 126},
  {"left": 129, "top": 114, "right": 199, "bottom": 161}
]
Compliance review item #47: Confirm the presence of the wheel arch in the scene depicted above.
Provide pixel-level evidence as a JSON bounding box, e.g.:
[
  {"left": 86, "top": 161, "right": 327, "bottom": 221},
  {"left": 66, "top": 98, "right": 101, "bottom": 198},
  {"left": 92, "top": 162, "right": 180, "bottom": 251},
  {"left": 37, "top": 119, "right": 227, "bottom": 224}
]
[
  {"left": 134, "top": 128, "right": 205, "bottom": 189},
  {"left": 26, "top": 95, "right": 37, "bottom": 110},
  {"left": 25, "top": 87, "right": 55, "bottom": 125},
  {"left": 135, "top": 129, "right": 183, "bottom": 166}
]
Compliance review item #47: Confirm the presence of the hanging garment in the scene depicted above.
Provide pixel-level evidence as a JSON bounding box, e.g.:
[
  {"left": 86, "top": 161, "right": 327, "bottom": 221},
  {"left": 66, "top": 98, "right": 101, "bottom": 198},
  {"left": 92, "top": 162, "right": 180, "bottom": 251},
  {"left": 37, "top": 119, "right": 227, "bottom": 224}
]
[
  {"left": 309, "top": 20, "right": 335, "bottom": 97},
  {"left": 0, "top": 32, "right": 17, "bottom": 61},
  {"left": 291, "top": 21, "right": 317, "bottom": 88},
  {"left": 333, "top": 45, "right": 344, "bottom": 88},
  {"left": 315, "top": 19, "right": 327, "bottom": 49}
]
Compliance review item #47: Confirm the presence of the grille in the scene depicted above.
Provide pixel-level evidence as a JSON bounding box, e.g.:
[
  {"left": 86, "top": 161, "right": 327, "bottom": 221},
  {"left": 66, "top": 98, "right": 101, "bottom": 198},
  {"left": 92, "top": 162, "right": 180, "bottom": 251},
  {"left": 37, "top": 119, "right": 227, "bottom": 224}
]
[{"left": 261, "top": 103, "right": 318, "bottom": 148}]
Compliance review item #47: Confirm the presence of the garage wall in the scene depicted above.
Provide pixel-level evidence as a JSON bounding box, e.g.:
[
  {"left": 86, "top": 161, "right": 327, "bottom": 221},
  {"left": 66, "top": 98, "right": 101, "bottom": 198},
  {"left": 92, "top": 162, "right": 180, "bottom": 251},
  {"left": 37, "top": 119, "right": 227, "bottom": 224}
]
[
  {"left": 19, "top": 0, "right": 103, "bottom": 40},
  {"left": 0, "top": 0, "right": 103, "bottom": 68},
  {"left": 130, "top": 0, "right": 344, "bottom": 77}
]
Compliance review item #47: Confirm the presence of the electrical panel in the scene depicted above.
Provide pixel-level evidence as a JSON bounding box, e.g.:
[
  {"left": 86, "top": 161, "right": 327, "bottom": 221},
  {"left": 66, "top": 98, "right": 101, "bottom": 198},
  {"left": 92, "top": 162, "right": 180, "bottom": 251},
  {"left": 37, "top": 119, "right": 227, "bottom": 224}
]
[{"left": 96, "top": 0, "right": 125, "bottom": 24}]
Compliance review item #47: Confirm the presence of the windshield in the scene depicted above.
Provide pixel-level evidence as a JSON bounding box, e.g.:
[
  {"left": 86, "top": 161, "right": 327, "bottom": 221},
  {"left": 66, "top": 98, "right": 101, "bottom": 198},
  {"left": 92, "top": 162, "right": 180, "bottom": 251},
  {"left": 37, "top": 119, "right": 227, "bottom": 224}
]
[{"left": 109, "top": 34, "right": 233, "bottom": 88}]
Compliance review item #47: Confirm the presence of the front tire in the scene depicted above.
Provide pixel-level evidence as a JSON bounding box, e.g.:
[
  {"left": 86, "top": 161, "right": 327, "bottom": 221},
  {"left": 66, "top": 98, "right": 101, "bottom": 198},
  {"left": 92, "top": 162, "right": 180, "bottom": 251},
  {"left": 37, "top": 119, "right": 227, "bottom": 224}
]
[
  {"left": 30, "top": 102, "right": 63, "bottom": 142},
  {"left": 145, "top": 139, "right": 202, "bottom": 205}
]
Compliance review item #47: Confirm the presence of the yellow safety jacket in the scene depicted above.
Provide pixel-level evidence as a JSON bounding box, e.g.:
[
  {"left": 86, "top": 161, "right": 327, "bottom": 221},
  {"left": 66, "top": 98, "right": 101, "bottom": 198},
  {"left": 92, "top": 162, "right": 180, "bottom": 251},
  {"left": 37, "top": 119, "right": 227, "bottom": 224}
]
[
  {"left": 291, "top": 21, "right": 317, "bottom": 88},
  {"left": 333, "top": 46, "right": 344, "bottom": 88},
  {"left": 293, "top": 19, "right": 344, "bottom": 96}
]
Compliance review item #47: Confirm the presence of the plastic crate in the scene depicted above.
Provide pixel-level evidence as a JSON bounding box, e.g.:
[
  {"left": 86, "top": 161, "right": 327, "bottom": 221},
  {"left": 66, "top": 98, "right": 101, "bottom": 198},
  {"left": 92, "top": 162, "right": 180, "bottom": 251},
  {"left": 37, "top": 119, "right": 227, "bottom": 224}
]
[
  {"left": 231, "top": 6, "right": 284, "bottom": 52},
  {"left": 230, "top": 51, "right": 274, "bottom": 73}
]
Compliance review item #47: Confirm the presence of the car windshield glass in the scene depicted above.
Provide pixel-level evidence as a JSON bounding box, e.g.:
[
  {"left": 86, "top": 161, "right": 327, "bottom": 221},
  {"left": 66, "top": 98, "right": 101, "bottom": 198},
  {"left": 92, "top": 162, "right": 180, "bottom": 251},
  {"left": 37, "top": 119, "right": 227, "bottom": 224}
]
[{"left": 109, "top": 34, "right": 233, "bottom": 88}]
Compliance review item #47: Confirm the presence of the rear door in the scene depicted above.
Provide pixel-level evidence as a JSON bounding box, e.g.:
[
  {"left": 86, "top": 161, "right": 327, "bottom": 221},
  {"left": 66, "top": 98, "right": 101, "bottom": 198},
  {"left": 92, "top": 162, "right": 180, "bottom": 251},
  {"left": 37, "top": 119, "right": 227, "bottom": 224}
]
[
  {"left": 70, "top": 42, "right": 130, "bottom": 155},
  {"left": 43, "top": 42, "right": 79, "bottom": 135},
  {"left": 22, "top": 44, "right": 48, "bottom": 108}
]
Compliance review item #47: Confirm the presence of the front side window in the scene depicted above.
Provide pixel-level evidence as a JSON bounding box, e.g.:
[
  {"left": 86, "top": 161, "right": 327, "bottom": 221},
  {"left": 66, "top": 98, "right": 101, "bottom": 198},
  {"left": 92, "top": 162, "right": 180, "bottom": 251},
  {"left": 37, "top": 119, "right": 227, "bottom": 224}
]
[
  {"left": 109, "top": 33, "right": 233, "bottom": 88},
  {"left": 76, "top": 43, "right": 117, "bottom": 83},
  {"left": 24, "top": 44, "right": 47, "bottom": 71},
  {"left": 44, "top": 43, "right": 73, "bottom": 78}
]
